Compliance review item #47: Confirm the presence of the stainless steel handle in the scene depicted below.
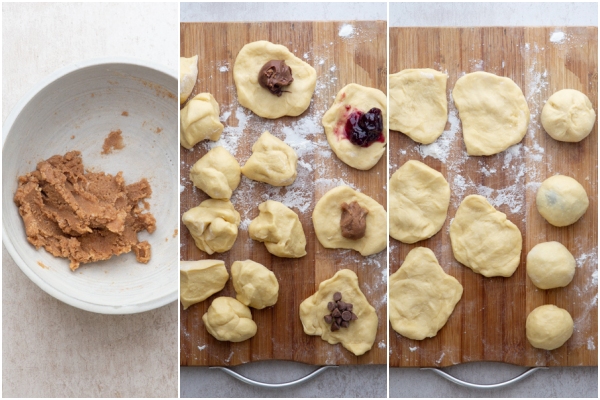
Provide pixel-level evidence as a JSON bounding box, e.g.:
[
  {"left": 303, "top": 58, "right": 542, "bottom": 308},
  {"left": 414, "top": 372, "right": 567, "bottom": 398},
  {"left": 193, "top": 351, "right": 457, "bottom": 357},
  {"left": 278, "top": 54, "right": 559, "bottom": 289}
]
[
  {"left": 422, "top": 367, "right": 547, "bottom": 389},
  {"left": 210, "top": 365, "right": 338, "bottom": 388}
]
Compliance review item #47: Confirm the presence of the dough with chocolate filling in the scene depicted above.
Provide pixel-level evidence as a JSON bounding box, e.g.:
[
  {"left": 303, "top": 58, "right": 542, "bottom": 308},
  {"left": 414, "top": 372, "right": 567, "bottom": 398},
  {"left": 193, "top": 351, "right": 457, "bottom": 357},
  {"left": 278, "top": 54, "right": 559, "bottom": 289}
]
[
  {"left": 180, "top": 260, "right": 229, "bottom": 310},
  {"left": 313, "top": 186, "right": 387, "bottom": 256},
  {"left": 180, "top": 93, "right": 224, "bottom": 149},
  {"left": 233, "top": 40, "right": 317, "bottom": 119},
  {"left": 249, "top": 200, "right": 306, "bottom": 258},
  {"left": 182, "top": 199, "right": 240, "bottom": 255},
  {"left": 536, "top": 175, "right": 589, "bottom": 227},
  {"left": 180, "top": 55, "right": 198, "bottom": 104},
  {"left": 241, "top": 131, "right": 298, "bottom": 186},
  {"left": 299, "top": 269, "right": 378, "bottom": 356},
  {"left": 190, "top": 147, "right": 241, "bottom": 199},
  {"left": 13, "top": 151, "right": 156, "bottom": 271},
  {"left": 232, "top": 260, "right": 279, "bottom": 309},
  {"left": 340, "top": 201, "right": 368, "bottom": 239},
  {"left": 258, "top": 60, "right": 294, "bottom": 96},
  {"left": 203, "top": 297, "right": 257, "bottom": 342}
]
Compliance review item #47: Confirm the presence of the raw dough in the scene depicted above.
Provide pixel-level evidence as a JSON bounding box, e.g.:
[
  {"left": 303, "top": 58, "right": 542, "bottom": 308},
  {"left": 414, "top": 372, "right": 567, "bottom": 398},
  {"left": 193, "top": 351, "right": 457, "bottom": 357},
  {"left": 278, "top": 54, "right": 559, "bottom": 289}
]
[
  {"left": 231, "top": 260, "right": 279, "bottom": 309},
  {"left": 312, "top": 186, "right": 387, "bottom": 256},
  {"left": 536, "top": 175, "right": 589, "bottom": 227},
  {"left": 389, "top": 247, "right": 463, "bottom": 340},
  {"left": 233, "top": 40, "right": 317, "bottom": 119},
  {"left": 389, "top": 69, "right": 448, "bottom": 144},
  {"left": 450, "top": 195, "right": 522, "bottom": 277},
  {"left": 526, "top": 305, "right": 573, "bottom": 350},
  {"left": 190, "top": 146, "right": 241, "bottom": 199},
  {"left": 180, "top": 260, "right": 229, "bottom": 310},
  {"left": 452, "top": 71, "right": 530, "bottom": 155},
  {"left": 527, "top": 242, "right": 575, "bottom": 290},
  {"left": 180, "top": 55, "right": 198, "bottom": 104},
  {"left": 241, "top": 131, "right": 298, "bottom": 186},
  {"left": 180, "top": 93, "right": 224, "bottom": 149},
  {"left": 541, "top": 89, "right": 596, "bottom": 142},
  {"left": 322, "top": 83, "right": 388, "bottom": 170},
  {"left": 299, "top": 269, "right": 378, "bottom": 356},
  {"left": 182, "top": 199, "right": 240, "bottom": 255},
  {"left": 249, "top": 200, "right": 306, "bottom": 258},
  {"left": 389, "top": 160, "right": 450, "bottom": 243},
  {"left": 203, "top": 297, "right": 257, "bottom": 342},
  {"left": 13, "top": 151, "right": 156, "bottom": 271}
]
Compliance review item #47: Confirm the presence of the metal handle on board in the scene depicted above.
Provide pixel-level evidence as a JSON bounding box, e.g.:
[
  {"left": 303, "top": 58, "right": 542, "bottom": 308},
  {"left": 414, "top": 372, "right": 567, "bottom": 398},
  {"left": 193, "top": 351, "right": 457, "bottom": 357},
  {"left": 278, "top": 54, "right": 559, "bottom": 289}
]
[
  {"left": 422, "top": 366, "right": 547, "bottom": 389},
  {"left": 210, "top": 365, "right": 338, "bottom": 388}
]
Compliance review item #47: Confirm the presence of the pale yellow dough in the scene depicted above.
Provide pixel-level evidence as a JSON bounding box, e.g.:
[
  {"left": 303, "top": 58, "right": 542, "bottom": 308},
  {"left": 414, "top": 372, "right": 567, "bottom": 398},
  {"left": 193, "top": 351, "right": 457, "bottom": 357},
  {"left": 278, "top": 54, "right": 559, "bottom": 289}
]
[
  {"left": 232, "top": 260, "right": 279, "bottom": 309},
  {"left": 203, "top": 297, "right": 257, "bottom": 342},
  {"left": 182, "top": 199, "right": 240, "bottom": 255},
  {"left": 180, "top": 55, "right": 198, "bottom": 104},
  {"left": 249, "top": 200, "right": 306, "bottom": 258},
  {"left": 190, "top": 147, "right": 241, "bottom": 199},
  {"left": 527, "top": 242, "right": 575, "bottom": 290},
  {"left": 389, "top": 248, "right": 463, "bottom": 340},
  {"left": 452, "top": 71, "right": 530, "bottom": 155},
  {"left": 526, "top": 305, "right": 573, "bottom": 350},
  {"left": 299, "top": 269, "right": 378, "bottom": 356},
  {"left": 322, "top": 83, "right": 388, "bottom": 170},
  {"left": 450, "top": 195, "right": 522, "bottom": 277},
  {"left": 241, "top": 131, "right": 298, "bottom": 186},
  {"left": 180, "top": 260, "right": 229, "bottom": 310},
  {"left": 536, "top": 175, "right": 589, "bottom": 227},
  {"left": 312, "top": 186, "right": 387, "bottom": 256},
  {"left": 180, "top": 93, "right": 224, "bottom": 149},
  {"left": 389, "top": 69, "right": 448, "bottom": 144},
  {"left": 233, "top": 40, "right": 317, "bottom": 119},
  {"left": 389, "top": 160, "right": 450, "bottom": 244},
  {"left": 541, "top": 89, "right": 596, "bottom": 142}
]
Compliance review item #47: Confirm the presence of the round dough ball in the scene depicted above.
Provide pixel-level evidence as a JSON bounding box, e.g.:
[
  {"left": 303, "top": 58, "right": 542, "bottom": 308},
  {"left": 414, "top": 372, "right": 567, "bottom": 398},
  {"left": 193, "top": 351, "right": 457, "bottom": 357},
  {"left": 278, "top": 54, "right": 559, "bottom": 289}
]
[
  {"left": 190, "top": 147, "right": 241, "bottom": 199},
  {"left": 312, "top": 185, "right": 387, "bottom": 256},
  {"left": 450, "top": 195, "right": 522, "bottom": 277},
  {"left": 390, "top": 248, "right": 463, "bottom": 340},
  {"left": 322, "top": 83, "right": 388, "bottom": 170},
  {"left": 526, "top": 305, "right": 573, "bottom": 350},
  {"left": 541, "top": 89, "right": 596, "bottom": 142},
  {"left": 182, "top": 199, "right": 240, "bottom": 255},
  {"left": 180, "top": 260, "right": 229, "bottom": 310},
  {"left": 203, "top": 297, "right": 257, "bottom": 342},
  {"left": 389, "top": 69, "right": 448, "bottom": 144},
  {"left": 241, "top": 131, "right": 298, "bottom": 186},
  {"left": 527, "top": 242, "right": 576, "bottom": 290},
  {"left": 180, "top": 55, "right": 198, "bottom": 104},
  {"left": 452, "top": 71, "right": 530, "bottom": 155},
  {"left": 536, "top": 175, "right": 589, "bottom": 227},
  {"left": 233, "top": 40, "right": 317, "bottom": 119},
  {"left": 232, "top": 260, "right": 279, "bottom": 309},
  {"left": 389, "top": 160, "right": 450, "bottom": 243},
  {"left": 180, "top": 93, "right": 224, "bottom": 149},
  {"left": 249, "top": 200, "right": 306, "bottom": 258}
]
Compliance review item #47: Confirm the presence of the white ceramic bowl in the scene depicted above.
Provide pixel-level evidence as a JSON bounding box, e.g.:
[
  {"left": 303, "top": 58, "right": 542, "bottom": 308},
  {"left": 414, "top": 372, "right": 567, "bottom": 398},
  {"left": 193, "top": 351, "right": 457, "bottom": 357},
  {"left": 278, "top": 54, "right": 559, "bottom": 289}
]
[{"left": 2, "top": 57, "right": 179, "bottom": 314}]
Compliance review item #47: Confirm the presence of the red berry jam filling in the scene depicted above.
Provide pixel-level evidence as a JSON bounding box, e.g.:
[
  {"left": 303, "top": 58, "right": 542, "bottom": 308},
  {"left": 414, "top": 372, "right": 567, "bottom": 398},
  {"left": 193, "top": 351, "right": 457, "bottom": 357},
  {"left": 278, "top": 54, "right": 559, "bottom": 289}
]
[{"left": 343, "top": 107, "right": 384, "bottom": 147}]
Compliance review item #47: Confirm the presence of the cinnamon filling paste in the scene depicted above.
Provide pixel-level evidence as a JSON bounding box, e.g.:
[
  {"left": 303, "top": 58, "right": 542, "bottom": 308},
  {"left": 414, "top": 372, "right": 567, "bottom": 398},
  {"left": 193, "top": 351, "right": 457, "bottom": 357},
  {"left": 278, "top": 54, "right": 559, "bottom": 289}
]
[
  {"left": 340, "top": 201, "right": 368, "bottom": 240},
  {"left": 13, "top": 151, "right": 156, "bottom": 271}
]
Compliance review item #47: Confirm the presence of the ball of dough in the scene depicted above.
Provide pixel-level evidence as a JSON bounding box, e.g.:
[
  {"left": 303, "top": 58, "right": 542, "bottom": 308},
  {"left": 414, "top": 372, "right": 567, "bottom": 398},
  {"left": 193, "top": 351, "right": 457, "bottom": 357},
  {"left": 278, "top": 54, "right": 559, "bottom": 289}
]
[
  {"left": 182, "top": 199, "right": 240, "bottom": 255},
  {"left": 389, "top": 69, "right": 448, "bottom": 144},
  {"left": 190, "top": 147, "right": 241, "bottom": 199},
  {"left": 526, "top": 305, "right": 573, "bottom": 350},
  {"left": 541, "top": 89, "right": 596, "bottom": 142},
  {"left": 203, "top": 297, "right": 257, "bottom": 342},
  {"left": 299, "top": 269, "right": 378, "bottom": 356},
  {"left": 390, "top": 248, "right": 463, "bottom": 340},
  {"left": 249, "top": 200, "right": 306, "bottom": 258},
  {"left": 241, "top": 131, "right": 298, "bottom": 186},
  {"left": 180, "top": 93, "right": 224, "bottom": 149},
  {"left": 450, "top": 195, "right": 522, "bottom": 277},
  {"left": 452, "top": 71, "right": 530, "bottom": 155},
  {"left": 389, "top": 160, "right": 450, "bottom": 243},
  {"left": 180, "top": 55, "right": 198, "bottom": 104},
  {"left": 312, "top": 185, "right": 387, "bottom": 256},
  {"left": 232, "top": 260, "right": 279, "bottom": 309},
  {"left": 233, "top": 40, "right": 317, "bottom": 119},
  {"left": 180, "top": 260, "right": 229, "bottom": 310},
  {"left": 527, "top": 242, "right": 576, "bottom": 290},
  {"left": 322, "top": 83, "right": 388, "bottom": 170},
  {"left": 536, "top": 175, "right": 589, "bottom": 227}
]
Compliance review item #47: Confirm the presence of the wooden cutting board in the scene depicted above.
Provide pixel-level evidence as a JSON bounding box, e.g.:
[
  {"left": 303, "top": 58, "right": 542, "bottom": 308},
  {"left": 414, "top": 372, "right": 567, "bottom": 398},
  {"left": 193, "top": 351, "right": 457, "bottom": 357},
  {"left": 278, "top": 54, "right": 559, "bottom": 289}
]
[
  {"left": 180, "top": 21, "right": 387, "bottom": 366},
  {"left": 389, "top": 27, "right": 598, "bottom": 368}
]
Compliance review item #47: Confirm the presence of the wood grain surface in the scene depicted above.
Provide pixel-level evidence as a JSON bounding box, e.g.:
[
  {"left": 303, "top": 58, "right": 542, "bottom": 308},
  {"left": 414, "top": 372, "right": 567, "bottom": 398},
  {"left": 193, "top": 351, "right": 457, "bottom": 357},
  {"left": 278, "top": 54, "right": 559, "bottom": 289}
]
[
  {"left": 180, "top": 21, "right": 387, "bottom": 366},
  {"left": 389, "top": 27, "right": 598, "bottom": 368}
]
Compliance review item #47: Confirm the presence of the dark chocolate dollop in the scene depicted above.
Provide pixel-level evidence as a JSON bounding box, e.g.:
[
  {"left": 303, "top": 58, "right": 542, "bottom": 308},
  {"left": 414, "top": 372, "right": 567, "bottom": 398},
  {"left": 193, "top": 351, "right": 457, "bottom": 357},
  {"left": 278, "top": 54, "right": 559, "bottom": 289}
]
[{"left": 258, "top": 60, "right": 294, "bottom": 96}]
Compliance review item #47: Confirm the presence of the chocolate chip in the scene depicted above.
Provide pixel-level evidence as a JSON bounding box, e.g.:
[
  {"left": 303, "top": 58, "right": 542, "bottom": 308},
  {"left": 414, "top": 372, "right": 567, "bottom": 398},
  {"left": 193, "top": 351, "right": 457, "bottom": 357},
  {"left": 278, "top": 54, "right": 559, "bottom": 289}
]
[
  {"left": 324, "top": 315, "right": 333, "bottom": 324},
  {"left": 327, "top": 302, "right": 334, "bottom": 311},
  {"left": 331, "top": 322, "right": 340, "bottom": 331},
  {"left": 332, "top": 308, "right": 341, "bottom": 318},
  {"left": 346, "top": 303, "right": 353, "bottom": 311},
  {"left": 335, "top": 317, "right": 342, "bottom": 325},
  {"left": 333, "top": 292, "right": 342, "bottom": 302},
  {"left": 337, "top": 301, "right": 347, "bottom": 311},
  {"left": 341, "top": 321, "right": 349, "bottom": 328},
  {"left": 351, "top": 312, "right": 358, "bottom": 320},
  {"left": 342, "top": 311, "right": 352, "bottom": 321}
]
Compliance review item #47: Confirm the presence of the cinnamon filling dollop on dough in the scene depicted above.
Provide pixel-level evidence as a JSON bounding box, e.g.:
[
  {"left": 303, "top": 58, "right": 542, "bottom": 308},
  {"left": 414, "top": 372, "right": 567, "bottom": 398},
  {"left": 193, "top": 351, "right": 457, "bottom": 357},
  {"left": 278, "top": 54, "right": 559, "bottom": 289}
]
[{"left": 340, "top": 201, "right": 368, "bottom": 240}]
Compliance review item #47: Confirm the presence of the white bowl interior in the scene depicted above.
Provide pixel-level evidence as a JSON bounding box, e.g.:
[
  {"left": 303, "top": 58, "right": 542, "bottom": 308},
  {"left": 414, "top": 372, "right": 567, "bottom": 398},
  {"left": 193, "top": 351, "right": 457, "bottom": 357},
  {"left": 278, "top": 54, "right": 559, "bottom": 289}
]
[{"left": 2, "top": 61, "right": 178, "bottom": 313}]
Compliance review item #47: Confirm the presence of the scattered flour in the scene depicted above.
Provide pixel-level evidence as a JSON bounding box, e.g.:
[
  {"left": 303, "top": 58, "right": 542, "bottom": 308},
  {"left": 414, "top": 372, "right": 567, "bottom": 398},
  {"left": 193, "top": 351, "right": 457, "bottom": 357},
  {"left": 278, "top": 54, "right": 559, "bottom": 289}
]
[
  {"left": 197, "top": 345, "right": 206, "bottom": 351},
  {"left": 550, "top": 31, "right": 566, "bottom": 43},
  {"left": 409, "top": 346, "right": 418, "bottom": 352},
  {"left": 378, "top": 340, "right": 386, "bottom": 349},
  {"left": 219, "top": 66, "right": 229, "bottom": 72},
  {"left": 338, "top": 24, "right": 355, "bottom": 38}
]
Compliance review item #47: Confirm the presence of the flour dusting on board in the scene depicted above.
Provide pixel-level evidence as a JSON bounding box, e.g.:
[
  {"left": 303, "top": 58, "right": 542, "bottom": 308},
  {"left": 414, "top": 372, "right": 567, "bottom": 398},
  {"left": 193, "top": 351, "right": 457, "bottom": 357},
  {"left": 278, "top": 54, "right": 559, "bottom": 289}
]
[{"left": 339, "top": 24, "right": 355, "bottom": 38}]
